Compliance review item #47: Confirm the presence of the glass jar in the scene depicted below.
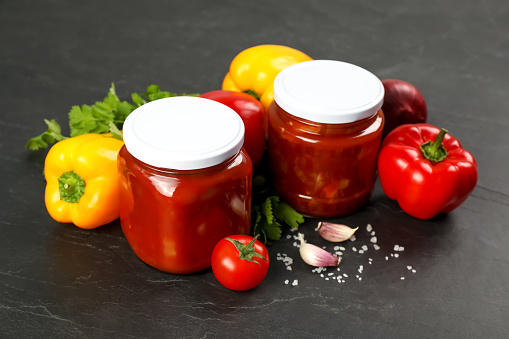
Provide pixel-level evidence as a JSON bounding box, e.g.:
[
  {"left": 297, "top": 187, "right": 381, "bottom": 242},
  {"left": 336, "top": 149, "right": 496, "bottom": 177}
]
[
  {"left": 268, "top": 60, "right": 385, "bottom": 217},
  {"left": 118, "top": 97, "right": 252, "bottom": 274}
]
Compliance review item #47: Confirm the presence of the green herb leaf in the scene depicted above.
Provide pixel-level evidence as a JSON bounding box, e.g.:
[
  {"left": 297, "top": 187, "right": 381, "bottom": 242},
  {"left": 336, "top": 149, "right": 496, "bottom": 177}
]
[
  {"left": 25, "top": 119, "right": 67, "bottom": 150},
  {"left": 274, "top": 201, "right": 305, "bottom": 229},
  {"left": 108, "top": 121, "right": 123, "bottom": 141}
]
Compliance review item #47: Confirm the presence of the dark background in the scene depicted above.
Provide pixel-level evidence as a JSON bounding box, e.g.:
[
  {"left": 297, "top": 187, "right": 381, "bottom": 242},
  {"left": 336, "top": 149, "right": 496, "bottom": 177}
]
[{"left": 1, "top": 0, "right": 508, "bottom": 338}]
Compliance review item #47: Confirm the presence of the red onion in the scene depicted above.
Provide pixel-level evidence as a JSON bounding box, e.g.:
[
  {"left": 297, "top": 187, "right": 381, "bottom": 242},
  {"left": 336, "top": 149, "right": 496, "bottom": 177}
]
[{"left": 381, "top": 79, "right": 427, "bottom": 139}]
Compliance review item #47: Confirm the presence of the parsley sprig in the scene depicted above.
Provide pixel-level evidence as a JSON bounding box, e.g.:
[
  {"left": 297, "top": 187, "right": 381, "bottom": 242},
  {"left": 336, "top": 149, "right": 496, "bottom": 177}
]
[
  {"left": 25, "top": 83, "right": 198, "bottom": 150},
  {"left": 252, "top": 175, "right": 304, "bottom": 244}
]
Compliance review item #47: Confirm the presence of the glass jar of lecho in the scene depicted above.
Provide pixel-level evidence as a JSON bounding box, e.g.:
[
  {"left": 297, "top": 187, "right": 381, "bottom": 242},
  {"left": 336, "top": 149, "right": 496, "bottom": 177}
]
[
  {"left": 118, "top": 97, "right": 252, "bottom": 274},
  {"left": 268, "top": 60, "right": 385, "bottom": 217}
]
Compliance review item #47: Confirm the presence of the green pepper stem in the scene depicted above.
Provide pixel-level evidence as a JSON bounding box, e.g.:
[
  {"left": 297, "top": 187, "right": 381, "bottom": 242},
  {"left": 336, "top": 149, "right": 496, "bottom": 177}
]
[
  {"left": 420, "top": 128, "right": 449, "bottom": 163},
  {"left": 58, "top": 171, "right": 86, "bottom": 203},
  {"left": 242, "top": 89, "right": 261, "bottom": 101}
]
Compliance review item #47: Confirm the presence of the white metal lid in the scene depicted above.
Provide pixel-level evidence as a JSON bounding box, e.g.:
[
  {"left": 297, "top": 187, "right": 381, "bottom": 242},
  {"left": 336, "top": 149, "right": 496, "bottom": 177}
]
[
  {"left": 273, "top": 60, "right": 384, "bottom": 124},
  {"left": 122, "top": 96, "right": 245, "bottom": 170}
]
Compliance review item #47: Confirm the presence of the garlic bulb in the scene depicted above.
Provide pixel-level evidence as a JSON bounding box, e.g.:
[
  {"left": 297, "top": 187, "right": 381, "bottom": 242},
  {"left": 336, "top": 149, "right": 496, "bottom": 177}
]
[
  {"left": 298, "top": 233, "right": 341, "bottom": 267},
  {"left": 318, "top": 222, "right": 358, "bottom": 242}
]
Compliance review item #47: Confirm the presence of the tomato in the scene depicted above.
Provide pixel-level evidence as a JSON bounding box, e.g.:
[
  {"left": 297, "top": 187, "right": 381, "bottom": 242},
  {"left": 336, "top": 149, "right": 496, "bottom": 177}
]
[
  {"left": 200, "top": 90, "right": 266, "bottom": 169},
  {"left": 211, "top": 235, "right": 269, "bottom": 291}
]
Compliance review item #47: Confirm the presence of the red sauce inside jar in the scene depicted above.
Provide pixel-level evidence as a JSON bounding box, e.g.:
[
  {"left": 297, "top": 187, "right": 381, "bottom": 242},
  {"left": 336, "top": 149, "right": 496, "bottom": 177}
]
[
  {"left": 118, "top": 97, "right": 252, "bottom": 274},
  {"left": 118, "top": 147, "right": 251, "bottom": 274},
  {"left": 268, "top": 103, "right": 383, "bottom": 217},
  {"left": 268, "top": 60, "right": 385, "bottom": 217}
]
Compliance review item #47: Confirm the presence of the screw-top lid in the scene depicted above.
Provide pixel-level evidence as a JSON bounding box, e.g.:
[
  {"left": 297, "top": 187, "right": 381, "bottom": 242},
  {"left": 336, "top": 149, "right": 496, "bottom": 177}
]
[
  {"left": 122, "top": 96, "right": 245, "bottom": 170},
  {"left": 273, "top": 60, "right": 384, "bottom": 124}
]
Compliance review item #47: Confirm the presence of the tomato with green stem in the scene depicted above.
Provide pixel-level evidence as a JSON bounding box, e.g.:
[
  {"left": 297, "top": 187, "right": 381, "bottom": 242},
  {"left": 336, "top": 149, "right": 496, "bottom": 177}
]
[{"left": 211, "top": 235, "right": 269, "bottom": 291}]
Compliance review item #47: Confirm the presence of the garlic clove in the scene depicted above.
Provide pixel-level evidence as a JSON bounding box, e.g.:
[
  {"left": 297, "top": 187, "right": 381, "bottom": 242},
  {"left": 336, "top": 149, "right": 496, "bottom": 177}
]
[
  {"left": 298, "top": 233, "right": 341, "bottom": 267},
  {"left": 317, "top": 222, "right": 358, "bottom": 242}
]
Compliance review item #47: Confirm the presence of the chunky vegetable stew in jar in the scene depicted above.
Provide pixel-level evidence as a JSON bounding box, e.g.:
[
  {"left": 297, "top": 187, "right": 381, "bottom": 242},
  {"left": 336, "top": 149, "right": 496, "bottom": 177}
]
[
  {"left": 118, "top": 97, "right": 252, "bottom": 274},
  {"left": 268, "top": 60, "right": 384, "bottom": 217}
]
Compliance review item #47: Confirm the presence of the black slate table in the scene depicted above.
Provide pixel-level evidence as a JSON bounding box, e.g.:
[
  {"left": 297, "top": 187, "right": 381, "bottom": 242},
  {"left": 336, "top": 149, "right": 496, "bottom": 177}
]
[{"left": 1, "top": 0, "right": 508, "bottom": 338}]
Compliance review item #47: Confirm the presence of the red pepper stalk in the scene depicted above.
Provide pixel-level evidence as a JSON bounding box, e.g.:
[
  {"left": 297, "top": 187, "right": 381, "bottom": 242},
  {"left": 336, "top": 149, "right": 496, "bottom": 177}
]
[{"left": 378, "top": 124, "right": 478, "bottom": 220}]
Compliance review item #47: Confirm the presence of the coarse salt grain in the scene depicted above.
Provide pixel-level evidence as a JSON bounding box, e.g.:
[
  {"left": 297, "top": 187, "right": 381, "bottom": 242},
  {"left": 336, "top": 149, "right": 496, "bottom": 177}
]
[
  {"left": 394, "top": 245, "right": 400, "bottom": 251},
  {"left": 285, "top": 280, "right": 289, "bottom": 284},
  {"left": 407, "top": 266, "right": 412, "bottom": 270},
  {"left": 334, "top": 246, "right": 340, "bottom": 251},
  {"left": 362, "top": 245, "right": 368, "bottom": 251},
  {"left": 371, "top": 231, "right": 376, "bottom": 236},
  {"left": 394, "top": 253, "right": 399, "bottom": 258},
  {"left": 350, "top": 235, "right": 356, "bottom": 242},
  {"left": 412, "top": 269, "right": 416, "bottom": 273},
  {"left": 366, "top": 224, "right": 373, "bottom": 232},
  {"left": 370, "top": 236, "right": 378, "bottom": 244},
  {"left": 359, "top": 250, "right": 364, "bottom": 254},
  {"left": 352, "top": 247, "right": 357, "bottom": 252},
  {"left": 373, "top": 244, "right": 380, "bottom": 250},
  {"left": 286, "top": 266, "right": 292, "bottom": 271},
  {"left": 292, "top": 280, "right": 298, "bottom": 286},
  {"left": 328, "top": 273, "right": 334, "bottom": 276},
  {"left": 339, "top": 246, "right": 346, "bottom": 251},
  {"left": 400, "top": 277, "right": 405, "bottom": 280}
]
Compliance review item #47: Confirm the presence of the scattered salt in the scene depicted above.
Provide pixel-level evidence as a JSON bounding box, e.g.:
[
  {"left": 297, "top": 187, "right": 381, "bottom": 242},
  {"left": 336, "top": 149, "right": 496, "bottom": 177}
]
[
  {"left": 352, "top": 247, "right": 357, "bottom": 252},
  {"left": 334, "top": 246, "right": 341, "bottom": 251},
  {"left": 350, "top": 235, "right": 356, "bottom": 242},
  {"left": 371, "top": 231, "right": 376, "bottom": 236},
  {"left": 328, "top": 273, "right": 334, "bottom": 276},
  {"left": 292, "top": 279, "right": 298, "bottom": 286},
  {"left": 285, "top": 280, "right": 289, "bottom": 284},
  {"left": 400, "top": 277, "right": 405, "bottom": 280},
  {"left": 339, "top": 246, "right": 346, "bottom": 251},
  {"left": 366, "top": 224, "right": 373, "bottom": 232},
  {"left": 362, "top": 245, "right": 368, "bottom": 251},
  {"left": 412, "top": 269, "right": 416, "bottom": 273},
  {"left": 286, "top": 266, "right": 292, "bottom": 271},
  {"left": 359, "top": 250, "right": 364, "bottom": 254},
  {"left": 394, "top": 253, "right": 399, "bottom": 258},
  {"left": 373, "top": 244, "right": 380, "bottom": 250},
  {"left": 407, "top": 266, "right": 412, "bottom": 270},
  {"left": 370, "top": 236, "right": 378, "bottom": 244}
]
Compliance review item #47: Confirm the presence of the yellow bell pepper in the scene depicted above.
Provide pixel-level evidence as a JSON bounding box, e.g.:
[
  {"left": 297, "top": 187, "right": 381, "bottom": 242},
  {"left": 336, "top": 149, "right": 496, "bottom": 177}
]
[
  {"left": 222, "top": 44, "right": 313, "bottom": 114},
  {"left": 44, "top": 133, "right": 124, "bottom": 229}
]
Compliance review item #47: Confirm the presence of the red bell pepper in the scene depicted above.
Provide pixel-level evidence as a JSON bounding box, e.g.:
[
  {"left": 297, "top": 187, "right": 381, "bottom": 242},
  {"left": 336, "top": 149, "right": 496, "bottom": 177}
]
[
  {"left": 200, "top": 90, "right": 266, "bottom": 169},
  {"left": 378, "top": 124, "right": 477, "bottom": 220}
]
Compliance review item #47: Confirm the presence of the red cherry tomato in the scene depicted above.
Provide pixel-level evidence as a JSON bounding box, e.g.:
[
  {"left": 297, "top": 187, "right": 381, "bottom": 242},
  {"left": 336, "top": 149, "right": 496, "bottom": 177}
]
[
  {"left": 200, "top": 90, "right": 266, "bottom": 169},
  {"left": 211, "top": 235, "right": 269, "bottom": 291}
]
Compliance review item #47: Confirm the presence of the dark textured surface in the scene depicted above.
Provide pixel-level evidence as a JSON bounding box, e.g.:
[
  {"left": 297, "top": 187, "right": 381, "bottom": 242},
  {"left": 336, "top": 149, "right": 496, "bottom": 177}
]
[{"left": 1, "top": 0, "right": 508, "bottom": 338}]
